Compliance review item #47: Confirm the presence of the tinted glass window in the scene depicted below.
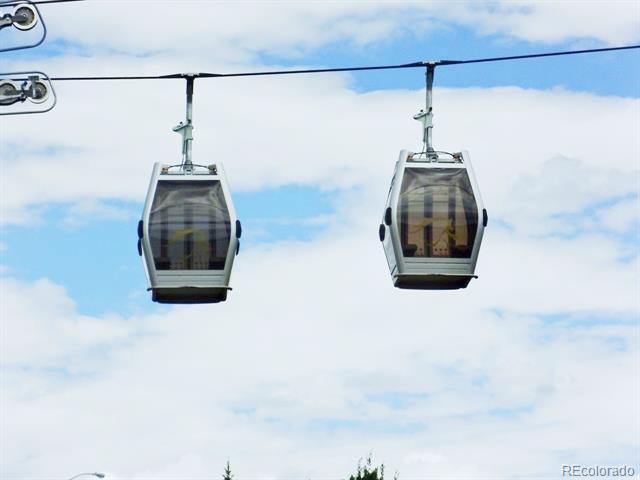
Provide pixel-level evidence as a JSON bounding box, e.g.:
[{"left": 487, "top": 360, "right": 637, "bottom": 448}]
[
  {"left": 398, "top": 168, "right": 478, "bottom": 258},
  {"left": 149, "top": 180, "right": 230, "bottom": 270}
]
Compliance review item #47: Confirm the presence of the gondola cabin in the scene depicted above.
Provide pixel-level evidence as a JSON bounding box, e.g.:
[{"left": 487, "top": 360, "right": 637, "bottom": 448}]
[
  {"left": 138, "top": 162, "right": 241, "bottom": 303},
  {"left": 380, "top": 150, "right": 487, "bottom": 289}
]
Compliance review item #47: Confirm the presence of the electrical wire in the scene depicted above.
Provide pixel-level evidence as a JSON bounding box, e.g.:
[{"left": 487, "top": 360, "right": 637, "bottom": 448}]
[{"left": 44, "top": 45, "right": 640, "bottom": 82}]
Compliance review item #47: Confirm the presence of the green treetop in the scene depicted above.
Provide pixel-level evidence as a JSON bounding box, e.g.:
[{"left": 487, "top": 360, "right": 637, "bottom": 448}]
[
  {"left": 222, "top": 460, "right": 233, "bottom": 480},
  {"left": 347, "top": 454, "right": 396, "bottom": 480}
]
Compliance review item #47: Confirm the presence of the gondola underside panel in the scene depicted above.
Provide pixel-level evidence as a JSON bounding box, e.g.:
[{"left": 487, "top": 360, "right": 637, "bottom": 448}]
[
  {"left": 393, "top": 273, "right": 476, "bottom": 290},
  {"left": 151, "top": 286, "right": 229, "bottom": 304}
]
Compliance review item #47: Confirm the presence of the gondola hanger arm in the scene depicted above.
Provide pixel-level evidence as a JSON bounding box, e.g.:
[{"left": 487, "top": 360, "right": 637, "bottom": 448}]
[
  {"left": 413, "top": 63, "right": 437, "bottom": 160},
  {"left": 174, "top": 75, "right": 198, "bottom": 172}
]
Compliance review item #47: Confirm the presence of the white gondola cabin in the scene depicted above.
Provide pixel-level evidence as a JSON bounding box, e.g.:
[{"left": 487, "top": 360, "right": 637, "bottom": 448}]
[
  {"left": 138, "top": 162, "right": 241, "bottom": 303},
  {"left": 380, "top": 150, "right": 487, "bottom": 289}
]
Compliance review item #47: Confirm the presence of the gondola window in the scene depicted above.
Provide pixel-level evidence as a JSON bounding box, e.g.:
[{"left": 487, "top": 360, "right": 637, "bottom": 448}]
[
  {"left": 149, "top": 181, "right": 231, "bottom": 270},
  {"left": 398, "top": 168, "right": 478, "bottom": 258}
]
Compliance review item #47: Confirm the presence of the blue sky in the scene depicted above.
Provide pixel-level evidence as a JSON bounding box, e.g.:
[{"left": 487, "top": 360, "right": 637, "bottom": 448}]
[{"left": 1, "top": 2, "right": 639, "bottom": 479}]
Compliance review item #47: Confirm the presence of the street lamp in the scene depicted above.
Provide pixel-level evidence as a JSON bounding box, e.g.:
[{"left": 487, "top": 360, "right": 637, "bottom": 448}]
[{"left": 67, "top": 473, "right": 105, "bottom": 480}]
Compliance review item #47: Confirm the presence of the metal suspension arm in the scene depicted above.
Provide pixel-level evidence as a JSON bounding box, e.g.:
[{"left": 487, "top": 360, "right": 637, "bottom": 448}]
[
  {"left": 172, "top": 74, "right": 196, "bottom": 172},
  {"left": 413, "top": 63, "right": 437, "bottom": 160}
]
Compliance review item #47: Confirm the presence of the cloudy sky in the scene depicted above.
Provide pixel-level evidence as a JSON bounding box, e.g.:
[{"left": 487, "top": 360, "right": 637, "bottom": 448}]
[{"left": 1, "top": 1, "right": 639, "bottom": 479}]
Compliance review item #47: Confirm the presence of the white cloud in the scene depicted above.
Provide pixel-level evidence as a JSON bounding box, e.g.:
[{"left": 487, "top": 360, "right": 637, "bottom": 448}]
[
  {"left": 497, "top": 155, "right": 638, "bottom": 236},
  {"left": 60, "top": 199, "right": 138, "bottom": 227},
  {"left": 449, "top": 1, "right": 640, "bottom": 45},
  {"left": 37, "top": 2, "right": 437, "bottom": 59},
  {"left": 404, "top": 451, "right": 447, "bottom": 465},
  {"left": 1, "top": 185, "right": 638, "bottom": 477},
  {"left": 1, "top": 222, "right": 637, "bottom": 477},
  {"left": 31, "top": 1, "right": 640, "bottom": 58},
  {"left": 1, "top": 277, "right": 134, "bottom": 367},
  {"left": 597, "top": 195, "right": 640, "bottom": 232}
]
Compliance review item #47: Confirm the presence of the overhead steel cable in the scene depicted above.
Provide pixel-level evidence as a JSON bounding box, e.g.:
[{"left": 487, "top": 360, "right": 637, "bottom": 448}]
[
  {"left": 0, "top": 0, "right": 85, "bottom": 6},
  {"left": 41, "top": 45, "right": 640, "bottom": 82},
  {"left": 193, "top": 61, "right": 426, "bottom": 79},
  {"left": 437, "top": 44, "right": 640, "bottom": 65},
  {"left": 48, "top": 74, "right": 176, "bottom": 81},
  {"left": 48, "top": 63, "right": 427, "bottom": 81}
]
